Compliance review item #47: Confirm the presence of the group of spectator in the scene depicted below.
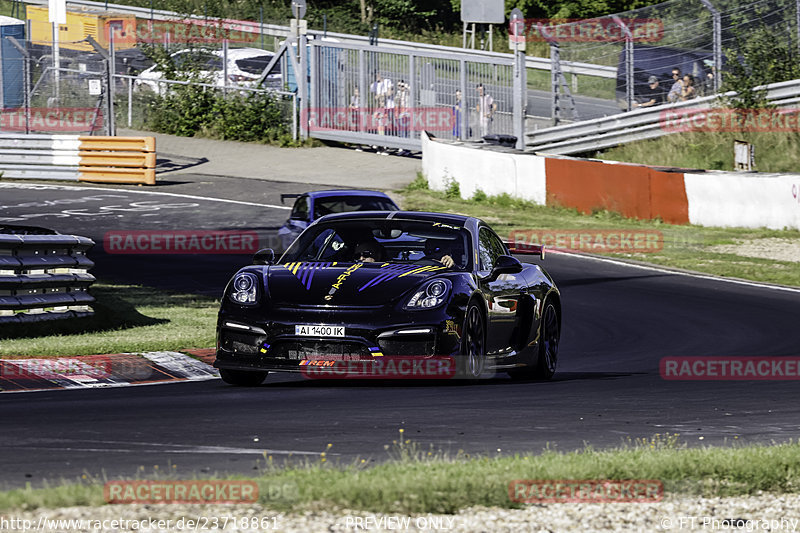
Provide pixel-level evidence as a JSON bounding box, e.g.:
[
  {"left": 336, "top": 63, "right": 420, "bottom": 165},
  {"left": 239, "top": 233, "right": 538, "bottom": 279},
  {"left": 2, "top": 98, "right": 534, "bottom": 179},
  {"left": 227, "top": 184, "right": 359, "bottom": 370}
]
[{"left": 633, "top": 62, "right": 715, "bottom": 108}]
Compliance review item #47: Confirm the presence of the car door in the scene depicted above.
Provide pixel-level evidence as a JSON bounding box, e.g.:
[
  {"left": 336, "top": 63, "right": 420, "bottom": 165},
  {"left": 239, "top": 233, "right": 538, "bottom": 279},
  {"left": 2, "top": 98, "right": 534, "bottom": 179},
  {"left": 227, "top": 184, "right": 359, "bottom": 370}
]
[{"left": 477, "top": 226, "right": 527, "bottom": 355}]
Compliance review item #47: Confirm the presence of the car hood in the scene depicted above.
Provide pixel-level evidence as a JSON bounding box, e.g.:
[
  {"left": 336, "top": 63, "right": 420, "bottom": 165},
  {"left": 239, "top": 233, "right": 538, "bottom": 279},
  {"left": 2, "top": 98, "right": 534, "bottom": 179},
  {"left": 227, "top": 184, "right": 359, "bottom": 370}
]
[{"left": 266, "top": 261, "right": 450, "bottom": 306}]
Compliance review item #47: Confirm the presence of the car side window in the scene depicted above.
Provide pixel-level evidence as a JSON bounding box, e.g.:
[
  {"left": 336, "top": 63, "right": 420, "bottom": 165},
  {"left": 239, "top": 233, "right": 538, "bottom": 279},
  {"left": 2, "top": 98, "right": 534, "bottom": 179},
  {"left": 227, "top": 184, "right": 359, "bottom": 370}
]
[
  {"left": 478, "top": 227, "right": 500, "bottom": 271},
  {"left": 290, "top": 197, "right": 310, "bottom": 221},
  {"left": 489, "top": 231, "right": 508, "bottom": 262}
]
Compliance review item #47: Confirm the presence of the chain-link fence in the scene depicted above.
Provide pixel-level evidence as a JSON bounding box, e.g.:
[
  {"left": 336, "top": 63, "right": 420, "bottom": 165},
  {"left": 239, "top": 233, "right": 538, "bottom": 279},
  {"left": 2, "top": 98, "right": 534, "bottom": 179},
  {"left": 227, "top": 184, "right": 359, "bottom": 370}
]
[
  {"left": 2, "top": 36, "right": 111, "bottom": 135},
  {"left": 537, "top": 0, "right": 799, "bottom": 123}
]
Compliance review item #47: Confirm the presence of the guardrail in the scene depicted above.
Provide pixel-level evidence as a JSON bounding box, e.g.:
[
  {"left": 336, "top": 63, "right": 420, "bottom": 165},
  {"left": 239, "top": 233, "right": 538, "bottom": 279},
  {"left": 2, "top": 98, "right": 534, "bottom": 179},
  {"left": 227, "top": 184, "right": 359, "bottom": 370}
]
[
  {"left": 0, "top": 134, "right": 156, "bottom": 184},
  {"left": 0, "top": 227, "right": 95, "bottom": 324},
  {"left": 526, "top": 79, "right": 800, "bottom": 155},
  {"left": 20, "top": 0, "right": 616, "bottom": 79}
]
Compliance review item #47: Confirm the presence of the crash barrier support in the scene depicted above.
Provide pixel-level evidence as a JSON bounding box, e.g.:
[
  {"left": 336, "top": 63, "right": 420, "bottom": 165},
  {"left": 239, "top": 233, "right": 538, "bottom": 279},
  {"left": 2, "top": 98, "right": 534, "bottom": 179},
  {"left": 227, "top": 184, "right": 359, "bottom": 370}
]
[
  {"left": 422, "top": 132, "right": 800, "bottom": 230},
  {"left": 0, "top": 228, "right": 96, "bottom": 324},
  {"left": 0, "top": 134, "right": 156, "bottom": 185}
]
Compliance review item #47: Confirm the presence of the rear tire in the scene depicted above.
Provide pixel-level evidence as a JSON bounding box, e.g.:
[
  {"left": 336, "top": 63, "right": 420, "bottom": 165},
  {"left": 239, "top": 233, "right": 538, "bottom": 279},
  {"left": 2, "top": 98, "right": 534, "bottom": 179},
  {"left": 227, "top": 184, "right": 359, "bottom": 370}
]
[
  {"left": 457, "top": 302, "right": 486, "bottom": 380},
  {"left": 219, "top": 368, "right": 268, "bottom": 386}
]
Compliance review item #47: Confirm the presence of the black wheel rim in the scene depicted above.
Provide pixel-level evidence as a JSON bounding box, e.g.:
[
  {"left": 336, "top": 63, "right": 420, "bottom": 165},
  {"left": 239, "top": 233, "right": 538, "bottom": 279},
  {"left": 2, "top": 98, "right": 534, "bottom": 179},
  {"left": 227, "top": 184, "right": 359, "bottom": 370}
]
[
  {"left": 542, "top": 304, "right": 559, "bottom": 373},
  {"left": 465, "top": 306, "right": 485, "bottom": 377}
]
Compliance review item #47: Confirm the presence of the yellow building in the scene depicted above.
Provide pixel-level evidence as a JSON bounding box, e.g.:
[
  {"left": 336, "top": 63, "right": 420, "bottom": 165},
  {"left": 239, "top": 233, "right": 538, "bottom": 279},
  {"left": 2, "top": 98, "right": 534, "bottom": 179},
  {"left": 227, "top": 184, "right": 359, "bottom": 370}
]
[{"left": 26, "top": 5, "right": 136, "bottom": 51}]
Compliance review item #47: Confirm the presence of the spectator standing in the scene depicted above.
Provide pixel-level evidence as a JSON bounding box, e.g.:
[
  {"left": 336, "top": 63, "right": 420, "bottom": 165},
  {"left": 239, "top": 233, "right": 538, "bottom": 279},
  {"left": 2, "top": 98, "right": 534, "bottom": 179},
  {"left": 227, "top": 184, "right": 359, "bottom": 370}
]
[
  {"left": 370, "top": 71, "right": 395, "bottom": 154},
  {"left": 452, "top": 89, "right": 463, "bottom": 139},
  {"left": 476, "top": 83, "right": 496, "bottom": 138}
]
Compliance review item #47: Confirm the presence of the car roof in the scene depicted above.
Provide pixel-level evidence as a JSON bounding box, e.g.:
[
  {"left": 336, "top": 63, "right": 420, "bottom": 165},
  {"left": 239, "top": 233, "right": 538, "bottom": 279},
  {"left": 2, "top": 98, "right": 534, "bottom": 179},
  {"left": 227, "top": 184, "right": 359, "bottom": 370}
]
[{"left": 226, "top": 48, "right": 275, "bottom": 58}]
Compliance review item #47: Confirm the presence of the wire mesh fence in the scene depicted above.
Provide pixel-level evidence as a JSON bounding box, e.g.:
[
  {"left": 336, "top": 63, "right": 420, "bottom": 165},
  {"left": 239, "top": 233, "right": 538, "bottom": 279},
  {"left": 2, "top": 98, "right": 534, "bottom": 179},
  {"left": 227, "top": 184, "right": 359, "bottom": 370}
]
[{"left": 538, "top": 0, "right": 800, "bottom": 121}]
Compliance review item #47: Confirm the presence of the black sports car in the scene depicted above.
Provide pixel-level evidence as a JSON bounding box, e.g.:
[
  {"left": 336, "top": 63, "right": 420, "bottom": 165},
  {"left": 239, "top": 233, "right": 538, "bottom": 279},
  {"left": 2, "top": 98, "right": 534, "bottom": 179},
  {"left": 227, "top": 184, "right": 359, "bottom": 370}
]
[{"left": 214, "top": 211, "right": 560, "bottom": 385}]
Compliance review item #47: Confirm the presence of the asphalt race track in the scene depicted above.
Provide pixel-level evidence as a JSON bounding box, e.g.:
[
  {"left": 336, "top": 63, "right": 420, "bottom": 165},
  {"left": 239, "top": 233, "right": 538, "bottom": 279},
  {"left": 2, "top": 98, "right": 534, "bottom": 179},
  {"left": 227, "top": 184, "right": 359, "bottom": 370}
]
[{"left": 1, "top": 178, "right": 800, "bottom": 490}]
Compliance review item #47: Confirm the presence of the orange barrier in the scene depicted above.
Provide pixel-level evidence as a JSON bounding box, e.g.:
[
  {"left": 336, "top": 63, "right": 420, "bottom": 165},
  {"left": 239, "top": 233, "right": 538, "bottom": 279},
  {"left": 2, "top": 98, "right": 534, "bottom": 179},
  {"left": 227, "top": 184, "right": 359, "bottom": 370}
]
[
  {"left": 77, "top": 136, "right": 156, "bottom": 185},
  {"left": 544, "top": 158, "right": 689, "bottom": 224}
]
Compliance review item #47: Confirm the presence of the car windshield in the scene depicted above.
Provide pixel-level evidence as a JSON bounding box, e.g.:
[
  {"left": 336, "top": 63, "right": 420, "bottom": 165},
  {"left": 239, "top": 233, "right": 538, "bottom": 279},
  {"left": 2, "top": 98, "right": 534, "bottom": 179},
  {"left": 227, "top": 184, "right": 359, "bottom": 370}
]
[
  {"left": 313, "top": 196, "right": 398, "bottom": 218},
  {"left": 235, "top": 55, "right": 279, "bottom": 75},
  {"left": 281, "top": 218, "right": 471, "bottom": 271}
]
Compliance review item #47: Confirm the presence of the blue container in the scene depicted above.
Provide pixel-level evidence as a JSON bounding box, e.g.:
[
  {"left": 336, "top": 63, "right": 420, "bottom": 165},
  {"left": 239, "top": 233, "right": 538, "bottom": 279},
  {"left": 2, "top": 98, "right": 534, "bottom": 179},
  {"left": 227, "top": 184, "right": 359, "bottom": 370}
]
[{"left": 0, "top": 16, "right": 25, "bottom": 109}]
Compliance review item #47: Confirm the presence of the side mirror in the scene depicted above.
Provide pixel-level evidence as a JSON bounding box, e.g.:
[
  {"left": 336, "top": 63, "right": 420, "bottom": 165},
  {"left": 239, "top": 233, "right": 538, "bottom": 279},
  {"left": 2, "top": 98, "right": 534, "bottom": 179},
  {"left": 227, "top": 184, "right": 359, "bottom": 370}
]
[
  {"left": 487, "top": 255, "right": 523, "bottom": 282},
  {"left": 252, "top": 248, "right": 275, "bottom": 266}
]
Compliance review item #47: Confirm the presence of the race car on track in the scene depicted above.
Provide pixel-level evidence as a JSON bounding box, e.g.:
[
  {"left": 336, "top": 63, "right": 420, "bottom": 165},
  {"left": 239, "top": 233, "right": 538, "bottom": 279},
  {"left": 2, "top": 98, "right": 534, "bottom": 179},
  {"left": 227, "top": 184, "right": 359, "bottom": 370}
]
[
  {"left": 277, "top": 190, "right": 398, "bottom": 251},
  {"left": 214, "top": 211, "right": 560, "bottom": 385}
]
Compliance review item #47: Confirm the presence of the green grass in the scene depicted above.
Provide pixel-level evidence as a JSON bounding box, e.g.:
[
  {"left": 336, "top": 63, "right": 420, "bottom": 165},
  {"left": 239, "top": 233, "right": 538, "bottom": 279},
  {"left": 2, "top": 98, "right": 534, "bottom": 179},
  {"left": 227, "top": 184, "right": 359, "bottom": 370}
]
[
  {"left": 2, "top": 435, "right": 800, "bottom": 513},
  {"left": 0, "top": 283, "right": 217, "bottom": 357},
  {"left": 400, "top": 179, "right": 800, "bottom": 287},
  {"left": 594, "top": 130, "right": 800, "bottom": 172}
]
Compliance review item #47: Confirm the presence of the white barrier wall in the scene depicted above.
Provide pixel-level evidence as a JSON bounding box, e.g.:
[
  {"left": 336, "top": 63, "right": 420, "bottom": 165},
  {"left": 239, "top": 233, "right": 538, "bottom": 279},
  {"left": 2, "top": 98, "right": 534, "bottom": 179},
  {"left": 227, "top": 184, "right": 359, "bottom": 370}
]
[
  {"left": 684, "top": 172, "right": 800, "bottom": 230},
  {"left": 421, "top": 132, "right": 547, "bottom": 205}
]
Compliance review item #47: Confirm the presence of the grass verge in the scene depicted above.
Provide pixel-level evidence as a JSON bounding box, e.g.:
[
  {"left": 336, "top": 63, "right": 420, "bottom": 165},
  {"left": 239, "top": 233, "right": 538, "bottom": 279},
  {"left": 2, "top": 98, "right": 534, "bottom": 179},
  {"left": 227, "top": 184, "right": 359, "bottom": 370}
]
[
  {"left": 400, "top": 176, "right": 800, "bottom": 287},
  {"left": 0, "top": 282, "right": 217, "bottom": 357},
  {"left": 1, "top": 435, "right": 800, "bottom": 513},
  {"left": 594, "top": 130, "right": 800, "bottom": 172}
]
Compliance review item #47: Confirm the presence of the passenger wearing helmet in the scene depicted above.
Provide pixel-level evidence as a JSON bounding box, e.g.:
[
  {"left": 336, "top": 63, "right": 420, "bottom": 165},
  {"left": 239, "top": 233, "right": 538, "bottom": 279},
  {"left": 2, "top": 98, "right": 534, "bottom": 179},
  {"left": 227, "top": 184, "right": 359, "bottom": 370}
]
[
  {"left": 354, "top": 240, "right": 384, "bottom": 263},
  {"left": 424, "top": 239, "right": 455, "bottom": 268}
]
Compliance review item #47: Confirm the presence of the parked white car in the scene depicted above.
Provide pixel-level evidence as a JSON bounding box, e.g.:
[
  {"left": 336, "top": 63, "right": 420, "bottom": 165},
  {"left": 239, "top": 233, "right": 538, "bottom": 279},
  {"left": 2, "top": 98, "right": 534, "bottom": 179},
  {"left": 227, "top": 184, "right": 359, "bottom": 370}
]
[{"left": 135, "top": 47, "right": 282, "bottom": 94}]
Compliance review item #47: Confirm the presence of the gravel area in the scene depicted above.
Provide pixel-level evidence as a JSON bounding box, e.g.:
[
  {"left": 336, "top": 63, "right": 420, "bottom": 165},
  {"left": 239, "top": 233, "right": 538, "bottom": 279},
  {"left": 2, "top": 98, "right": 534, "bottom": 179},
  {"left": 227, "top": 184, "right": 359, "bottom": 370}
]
[
  {"left": 4, "top": 495, "right": 800, "bottom": 532},
  {"left": 710, "top": 238, "right": 800, "bottom": 263}
]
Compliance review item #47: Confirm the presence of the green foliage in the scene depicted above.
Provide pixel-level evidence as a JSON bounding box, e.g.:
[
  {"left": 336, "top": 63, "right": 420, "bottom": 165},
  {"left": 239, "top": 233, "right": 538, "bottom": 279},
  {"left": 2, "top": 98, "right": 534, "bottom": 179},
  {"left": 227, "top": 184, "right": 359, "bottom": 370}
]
[
  {"left": 471, "top": 188, "right": 487, "bottom": 202},
  {"left": 444, "top": 177, "right": 461, "bottom": 199},
  {"left": 722, "top": 25, "right": 800, "bottom": 109},
  {"left": 405, "top": 172, "right": 430, "bottom": 191}
]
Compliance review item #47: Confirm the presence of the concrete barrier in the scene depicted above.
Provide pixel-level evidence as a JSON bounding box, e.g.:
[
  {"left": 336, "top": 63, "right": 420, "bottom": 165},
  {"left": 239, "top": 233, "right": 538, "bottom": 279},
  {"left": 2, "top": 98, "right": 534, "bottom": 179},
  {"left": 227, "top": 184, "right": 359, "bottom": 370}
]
[
  {"left": 0, "top": 134, "right": 156, "bottom": 185},
  {"left": 422, "top": 132, "right": 800, "bottom": 230}
]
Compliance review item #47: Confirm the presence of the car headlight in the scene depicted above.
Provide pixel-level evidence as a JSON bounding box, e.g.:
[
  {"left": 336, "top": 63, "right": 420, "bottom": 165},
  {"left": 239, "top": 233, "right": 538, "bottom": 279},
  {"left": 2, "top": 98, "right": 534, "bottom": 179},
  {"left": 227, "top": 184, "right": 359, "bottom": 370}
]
[
  {"left": 404, "top": 279, "right": 451, "bottom": 310},
  {"left": 229, "top": 272, "right": 259, "bottom": 305}
]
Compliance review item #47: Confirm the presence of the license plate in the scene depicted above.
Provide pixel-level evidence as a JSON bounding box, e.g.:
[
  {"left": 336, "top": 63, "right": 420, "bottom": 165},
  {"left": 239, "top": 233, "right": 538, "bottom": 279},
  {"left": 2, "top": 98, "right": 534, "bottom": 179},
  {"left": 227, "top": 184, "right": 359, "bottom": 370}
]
[{"left": 295, "top": 324, "right": 345, "bottom": 337}]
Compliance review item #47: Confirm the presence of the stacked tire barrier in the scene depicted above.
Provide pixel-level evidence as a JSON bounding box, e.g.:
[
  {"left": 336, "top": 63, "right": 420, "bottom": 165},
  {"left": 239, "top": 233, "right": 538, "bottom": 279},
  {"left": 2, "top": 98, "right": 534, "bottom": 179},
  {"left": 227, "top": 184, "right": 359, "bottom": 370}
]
[
  {"left": 422, "top": 132, "right": 800, "bottom": 230},
  {"left": 0, "top": 226, "right": 96, "bottom": 324},
  {"left": 0, "top": 134, "right": 156, "bottom": 185}
]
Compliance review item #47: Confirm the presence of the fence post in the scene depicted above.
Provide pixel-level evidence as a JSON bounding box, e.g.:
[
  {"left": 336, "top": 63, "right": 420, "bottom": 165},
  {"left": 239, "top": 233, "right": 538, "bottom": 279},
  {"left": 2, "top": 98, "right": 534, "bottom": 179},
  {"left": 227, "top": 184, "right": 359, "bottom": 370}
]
[
  {"left": 127, "top": 77, "right": 132, "bottom": 127},
  {"left": 459, "top": 58, "right": 467, "bottom": 140},
  {"left": 700, "top": 0, "right": 721, "bottom": 93},
  {"left": 408, "top": 53, "right": 415, "bottom": 142},
  {"left": 513, "top": 46, "right": 525, "bottom": 150},
  {"left": 612, "top": 16, "right": 634, "bottom": 112},
  {"left": 298, "top": 34, "right": 309, "bottom": 140},
  {"left": 358, "top": 48, "right": 366, "bottom": 134},
  {"left": 222, "top": 39, "right": 229, "bottom": 95},
  {"left": 549, "top": 42, "right": 559, "bottom": 125}
]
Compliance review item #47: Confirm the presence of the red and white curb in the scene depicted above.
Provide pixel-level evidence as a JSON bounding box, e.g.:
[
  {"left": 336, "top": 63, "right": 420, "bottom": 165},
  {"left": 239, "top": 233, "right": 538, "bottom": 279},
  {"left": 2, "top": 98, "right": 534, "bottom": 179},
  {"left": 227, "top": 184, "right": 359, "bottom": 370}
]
[{"left": 0, "top": 349, "right": 218, "bottom": 393}]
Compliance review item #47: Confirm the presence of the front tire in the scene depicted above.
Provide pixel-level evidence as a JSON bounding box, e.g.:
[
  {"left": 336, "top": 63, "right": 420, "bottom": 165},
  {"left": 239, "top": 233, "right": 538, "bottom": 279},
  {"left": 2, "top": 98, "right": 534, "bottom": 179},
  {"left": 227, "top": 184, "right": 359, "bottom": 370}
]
[
  {"left": 510, "top": 301, "right": 560, "bottom": 381},
  {"left": 219, "top": 368, "right": 268, "bottom": 386},
  {"left": 458, "top": 303, "right": 486, "bottom": 379}
]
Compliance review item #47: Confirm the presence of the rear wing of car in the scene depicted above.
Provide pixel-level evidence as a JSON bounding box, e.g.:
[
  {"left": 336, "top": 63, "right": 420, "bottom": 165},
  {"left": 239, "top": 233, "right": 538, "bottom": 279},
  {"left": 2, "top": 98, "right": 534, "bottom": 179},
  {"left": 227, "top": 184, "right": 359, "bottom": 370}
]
[
  {"left": 280, "top": 193, "right": 302, "bottom": 204},
  {"left": 505, "top": 242, "right": 546, "bottom": 260}
]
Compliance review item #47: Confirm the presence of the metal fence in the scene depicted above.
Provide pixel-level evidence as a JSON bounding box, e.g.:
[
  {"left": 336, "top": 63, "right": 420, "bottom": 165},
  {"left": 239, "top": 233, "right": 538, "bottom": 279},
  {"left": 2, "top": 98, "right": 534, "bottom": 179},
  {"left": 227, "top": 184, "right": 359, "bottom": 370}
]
[
  {"left": 541, "top": 0, "right": 800, "bottom": 123},
  {"left": 308, "top": 40, "right": 517, "bottom": 150},
  {"left": 4, "top": 0, "right": 800, "bottom": 150}
]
